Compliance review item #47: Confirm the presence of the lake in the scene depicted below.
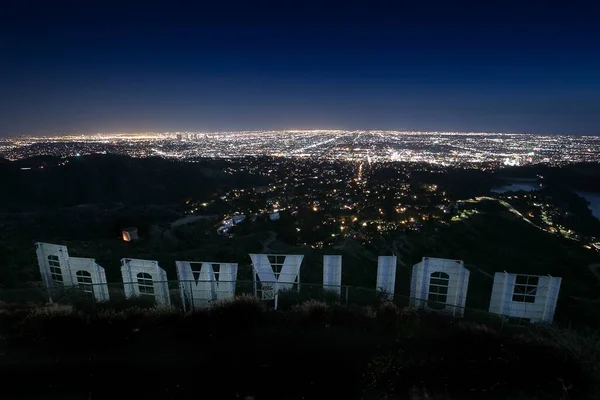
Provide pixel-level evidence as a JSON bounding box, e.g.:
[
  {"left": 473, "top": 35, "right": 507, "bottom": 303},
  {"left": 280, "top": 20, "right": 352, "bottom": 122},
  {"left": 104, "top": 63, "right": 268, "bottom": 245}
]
[
  {"left": 491, "top": 183, "right": 542, "bottom": 194},
  {"left": 576, "top": 192, "right": 600, "bottom": 220}
]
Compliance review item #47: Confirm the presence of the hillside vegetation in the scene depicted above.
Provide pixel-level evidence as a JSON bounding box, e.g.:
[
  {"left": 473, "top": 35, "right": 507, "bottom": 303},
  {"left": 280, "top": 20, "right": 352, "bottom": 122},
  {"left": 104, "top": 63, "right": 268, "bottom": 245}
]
[{"left": 0, "top": 297, "right": 597, "bottom": 399}]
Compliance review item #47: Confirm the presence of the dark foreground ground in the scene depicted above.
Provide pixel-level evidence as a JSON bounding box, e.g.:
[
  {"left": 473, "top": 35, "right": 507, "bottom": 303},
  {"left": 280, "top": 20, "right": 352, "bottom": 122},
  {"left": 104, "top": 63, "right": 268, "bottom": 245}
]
[{"left": 0, "top": 297, "right": 597, "bottom": 400}]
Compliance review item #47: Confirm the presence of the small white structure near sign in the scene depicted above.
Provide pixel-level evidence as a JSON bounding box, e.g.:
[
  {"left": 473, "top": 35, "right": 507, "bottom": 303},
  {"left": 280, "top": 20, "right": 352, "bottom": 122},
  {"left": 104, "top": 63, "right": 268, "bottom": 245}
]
[
  {"left": 175, "top": 261, "right": 238, "bottom": 309},
  {"left": 250, "top": 254, "right": 303, "bottom": 300},
  {"left": 121, "top": 258, "right": 171, "bottom": 306},
  {"left": 323, "top": 255, "right": 342, "bottom": 295},
  {"left": 488, "top": 272, "right": 561, "bottom": 323},
  {"left": 409, "top": 257, "right": 470, "bottom": 317},
  {"left": 376, "top": 256, "right": 397, "bottom": 298},
  {"left": 121, "top": 227, "right": 139, "bottom": 242},
  {"left": 35, "top": 242, "right": 110, "bottom": 302},
  {"left": 269, "top": 212, "right": 280, "bottom": 221}
]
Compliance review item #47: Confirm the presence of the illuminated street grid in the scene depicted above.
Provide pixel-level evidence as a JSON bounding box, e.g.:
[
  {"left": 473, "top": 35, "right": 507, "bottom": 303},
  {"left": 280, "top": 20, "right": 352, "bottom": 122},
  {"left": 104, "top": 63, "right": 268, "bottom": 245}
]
[{"left": 2, "top": 130, "right": 600, "bottom": 166}]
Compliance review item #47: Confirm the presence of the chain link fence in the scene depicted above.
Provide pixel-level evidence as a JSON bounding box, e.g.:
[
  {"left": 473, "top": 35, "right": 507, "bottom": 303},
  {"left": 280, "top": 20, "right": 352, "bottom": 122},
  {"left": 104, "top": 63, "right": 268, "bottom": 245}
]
[{"left": 0, "top": 280, "right": 522, "bottom": 329}]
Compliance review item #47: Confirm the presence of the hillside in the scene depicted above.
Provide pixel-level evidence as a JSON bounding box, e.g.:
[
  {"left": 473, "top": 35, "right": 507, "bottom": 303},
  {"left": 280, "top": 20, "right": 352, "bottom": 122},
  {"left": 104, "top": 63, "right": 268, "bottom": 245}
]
[
  {"left": 0, "top": 297, "right": 596, "bottom": 400},
  {"left": 0, "top": 155, "right": 598, "bottom": 329},
  {"left": 2, "top": 196, "right": 598, "bottom": 329}
]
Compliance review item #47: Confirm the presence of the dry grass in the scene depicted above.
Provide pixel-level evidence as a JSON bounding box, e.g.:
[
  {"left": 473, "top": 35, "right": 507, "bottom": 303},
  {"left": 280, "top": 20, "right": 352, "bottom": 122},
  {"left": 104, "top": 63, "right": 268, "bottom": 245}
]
[
  {"left": 291, "top": 299, "right": 330, "bottom": 315},
  {"left": 209, "top": 293, "right": 266, "bottom": 311}
]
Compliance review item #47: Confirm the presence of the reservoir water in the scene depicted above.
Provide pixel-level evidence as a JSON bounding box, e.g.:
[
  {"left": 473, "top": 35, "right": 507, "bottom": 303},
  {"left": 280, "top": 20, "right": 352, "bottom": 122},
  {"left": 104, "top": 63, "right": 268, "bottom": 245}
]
[{"left": 490, "top": 183, "right": 600, "bottom": 221}]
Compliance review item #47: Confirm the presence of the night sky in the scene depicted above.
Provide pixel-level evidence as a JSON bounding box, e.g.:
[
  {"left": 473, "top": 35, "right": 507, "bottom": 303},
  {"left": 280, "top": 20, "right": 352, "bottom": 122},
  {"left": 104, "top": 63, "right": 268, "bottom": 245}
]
[{"left": 1, "top": 1, "right": 600, "bottom": 136}]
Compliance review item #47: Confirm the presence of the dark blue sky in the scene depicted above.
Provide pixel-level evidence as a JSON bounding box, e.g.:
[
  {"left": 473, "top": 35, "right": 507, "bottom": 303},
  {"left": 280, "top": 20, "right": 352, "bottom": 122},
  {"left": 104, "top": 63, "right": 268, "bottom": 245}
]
[{"left": 1, "top": 1, "right": 600, "bottom": 136}]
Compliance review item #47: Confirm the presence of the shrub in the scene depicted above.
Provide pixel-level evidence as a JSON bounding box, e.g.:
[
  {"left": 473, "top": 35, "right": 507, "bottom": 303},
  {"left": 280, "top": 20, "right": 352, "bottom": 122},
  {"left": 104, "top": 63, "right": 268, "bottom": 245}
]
[
  {"left": 275, "top": 286, "right": 340, "bottom": 310},
  {"left": 11, "top": 304, "right": 84, "bottom": 345},
  {"left": 530, "top": 325, "right": 600, "bottom": 377},
  {"left": 291, "top": 299, "right": 330, "bottom": 325},
  {"left": 209, "top": 294, "right": 267, "bottom": 328},
  {"left": 92, "top": 295, "right": 158, "bottom": 312},
  {"left": 376, "top": 301, "right": 400, "bottom": 318},
  {"left": 328, "top": 304, "right": 375, "bottom": 328}
]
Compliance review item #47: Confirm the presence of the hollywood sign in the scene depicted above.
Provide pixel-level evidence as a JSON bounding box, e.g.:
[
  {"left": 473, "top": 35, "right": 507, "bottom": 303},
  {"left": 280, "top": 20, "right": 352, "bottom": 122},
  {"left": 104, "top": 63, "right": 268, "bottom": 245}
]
[{"left": 35, "top": 242, "right": 562, "bottom": 322}]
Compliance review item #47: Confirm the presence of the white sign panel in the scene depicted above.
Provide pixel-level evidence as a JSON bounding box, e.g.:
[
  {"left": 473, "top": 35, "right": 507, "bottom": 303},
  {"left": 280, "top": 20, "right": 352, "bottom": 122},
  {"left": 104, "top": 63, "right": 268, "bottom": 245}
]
[
  {"left": 249, "top": 254, "right": 303, "bottom": 297},
  {"left": 376, "top": 256, "right": 397, "bottom": 298},
  {"left": 323, "top": 255, "right": 342, "bottom": 295},
  {"left": 35, "top": 243, "right": 110, "bottom": 302},
  {"left": 176, "top": 261, "right": 238, "bottom": 308},
  {"left": 68, "top": 257, "right": 110, "bottom": 302},
  {"left": 121, "top": 258, "right": 171, "bottom": 306},
  {"left": 409, "top": 257, "right": 470, "bottom": 317},
  {"left": 36, "top": 242, "right": 73, "bottom": 289},
  {"left": 488, "top": 272, "right": 561, "bottom": 323}
]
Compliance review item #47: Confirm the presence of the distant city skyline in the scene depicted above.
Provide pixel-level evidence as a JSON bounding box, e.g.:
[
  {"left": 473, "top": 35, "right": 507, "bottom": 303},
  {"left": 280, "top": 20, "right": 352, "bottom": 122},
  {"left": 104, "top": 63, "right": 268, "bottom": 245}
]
[
  {"left": 2, "top": 2, "right": 600, "bottom": 136},
  {"left": 3, "top": 130, "right": 599, "bottom": 166},
  {"left": 4, "top": 129, "right": 600, "bottom": 139}
]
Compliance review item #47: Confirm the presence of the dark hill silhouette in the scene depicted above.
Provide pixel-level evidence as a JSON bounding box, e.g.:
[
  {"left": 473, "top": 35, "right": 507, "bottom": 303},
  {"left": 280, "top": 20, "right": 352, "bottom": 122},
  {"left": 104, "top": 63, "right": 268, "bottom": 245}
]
[
  {"left": 499, "top": 162, "right": 600, "bottom": 193},
  {"left": 0, "top": 154, "right": 266, "bottom": 212}
]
